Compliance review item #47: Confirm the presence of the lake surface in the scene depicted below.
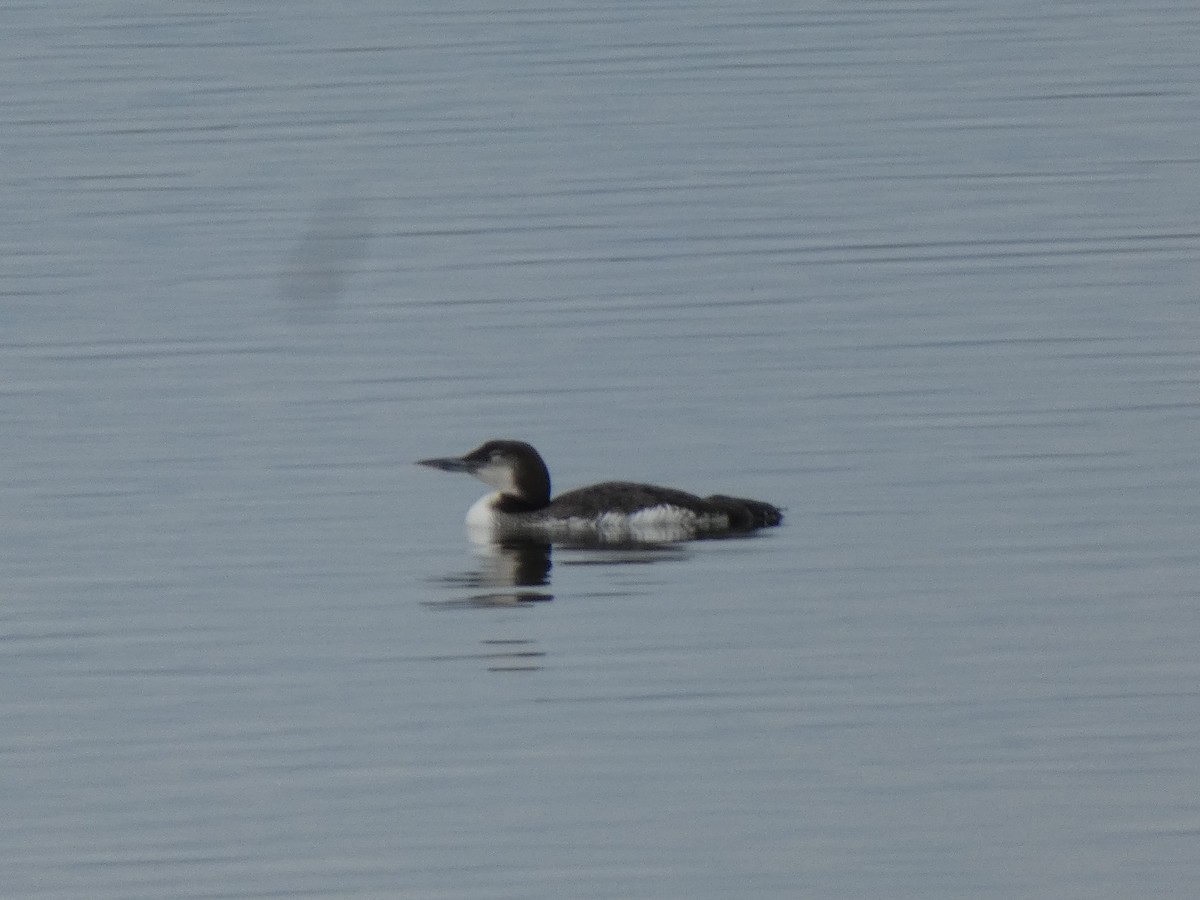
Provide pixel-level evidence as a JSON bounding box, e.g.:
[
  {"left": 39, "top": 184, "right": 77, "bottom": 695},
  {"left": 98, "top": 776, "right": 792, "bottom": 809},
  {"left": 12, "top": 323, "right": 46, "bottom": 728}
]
[{"left": 3, "top": 2, "right": 1199, "bottom": 898}]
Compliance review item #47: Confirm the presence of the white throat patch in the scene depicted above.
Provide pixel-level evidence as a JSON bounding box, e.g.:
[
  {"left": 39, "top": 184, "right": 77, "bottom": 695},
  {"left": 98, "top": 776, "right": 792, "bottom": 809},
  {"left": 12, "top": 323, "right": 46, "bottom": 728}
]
[{"left": 470, "top": 460, "right": 519, "bottom": 494}]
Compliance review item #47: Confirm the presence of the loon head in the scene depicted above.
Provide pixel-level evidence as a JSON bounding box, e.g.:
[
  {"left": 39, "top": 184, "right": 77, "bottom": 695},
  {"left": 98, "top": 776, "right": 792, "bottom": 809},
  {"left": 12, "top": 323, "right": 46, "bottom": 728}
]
[{"left": 417, "top": 439, "right": 552, "bottom": 512}]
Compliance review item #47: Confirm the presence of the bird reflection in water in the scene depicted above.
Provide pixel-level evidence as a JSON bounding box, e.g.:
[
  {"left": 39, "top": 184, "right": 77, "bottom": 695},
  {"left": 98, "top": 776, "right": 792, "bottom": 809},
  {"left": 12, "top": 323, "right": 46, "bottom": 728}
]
[
  {"left": 425, "top": 537, "right": 554, "bottom": 609},
  {"left": 426, "top": 533, "right": 696, "bottom": 609},
  {"left": 423, "top": 538, "right": 553, "bottom": 671},
  {"left": 424, "top": 536, "right": 702, "bottom": 672}
]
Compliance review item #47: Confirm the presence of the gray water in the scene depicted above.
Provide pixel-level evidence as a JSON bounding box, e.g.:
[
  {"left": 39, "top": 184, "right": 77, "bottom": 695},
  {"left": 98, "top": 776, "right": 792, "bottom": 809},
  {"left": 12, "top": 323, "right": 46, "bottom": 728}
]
[{"left": 4, "top": 3, "right": 1199, "bottom": 898}]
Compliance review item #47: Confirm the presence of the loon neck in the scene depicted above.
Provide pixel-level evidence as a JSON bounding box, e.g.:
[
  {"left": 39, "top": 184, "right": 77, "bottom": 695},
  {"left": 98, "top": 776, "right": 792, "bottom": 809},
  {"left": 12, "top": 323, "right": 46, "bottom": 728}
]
[{"left": 503, "top": 446, "right": 551, "bottom": 509}]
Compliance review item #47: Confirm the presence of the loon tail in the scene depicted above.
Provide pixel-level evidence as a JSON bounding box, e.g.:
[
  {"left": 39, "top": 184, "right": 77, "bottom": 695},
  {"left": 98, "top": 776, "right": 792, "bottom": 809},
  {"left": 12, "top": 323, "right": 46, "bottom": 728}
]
[{"left": 704, "top": 495, "right": 784, "bottom": 530}]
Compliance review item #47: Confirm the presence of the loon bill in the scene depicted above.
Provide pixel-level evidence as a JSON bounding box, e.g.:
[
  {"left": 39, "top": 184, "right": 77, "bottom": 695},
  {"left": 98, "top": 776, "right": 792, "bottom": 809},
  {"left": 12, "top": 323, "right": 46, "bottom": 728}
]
[{"left": 417, "top": 439, "right": 782, "bottom": 541}]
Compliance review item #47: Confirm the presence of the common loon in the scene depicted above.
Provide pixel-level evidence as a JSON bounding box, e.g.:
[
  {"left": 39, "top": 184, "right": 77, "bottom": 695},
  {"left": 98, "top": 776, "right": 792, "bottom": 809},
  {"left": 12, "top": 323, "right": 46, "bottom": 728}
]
[{"left": 418, "top": 439, "right": 782, "bottom": 542}]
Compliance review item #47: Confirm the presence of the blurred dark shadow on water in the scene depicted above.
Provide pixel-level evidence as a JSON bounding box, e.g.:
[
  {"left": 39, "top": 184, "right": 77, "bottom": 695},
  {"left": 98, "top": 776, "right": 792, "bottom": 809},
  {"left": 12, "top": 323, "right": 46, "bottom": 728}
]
[{"left": 280, "top": 196, "right": 372, "bottom": 319}]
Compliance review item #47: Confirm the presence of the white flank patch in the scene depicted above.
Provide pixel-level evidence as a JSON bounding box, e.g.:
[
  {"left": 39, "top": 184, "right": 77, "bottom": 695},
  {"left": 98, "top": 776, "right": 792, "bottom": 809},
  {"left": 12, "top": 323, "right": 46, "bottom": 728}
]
[{"left": 463, "top": 497, "right": 732, "bottom": 544}]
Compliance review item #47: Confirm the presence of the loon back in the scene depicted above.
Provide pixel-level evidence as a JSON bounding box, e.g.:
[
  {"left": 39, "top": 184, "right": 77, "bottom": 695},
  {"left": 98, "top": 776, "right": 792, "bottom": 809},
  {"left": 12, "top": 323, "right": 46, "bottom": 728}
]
[
  {"left": 417, "top": 439, "right": 783, "bottom": 539},
  {"left": 547, "top": 482, "right": 782, "bottom": 531}
]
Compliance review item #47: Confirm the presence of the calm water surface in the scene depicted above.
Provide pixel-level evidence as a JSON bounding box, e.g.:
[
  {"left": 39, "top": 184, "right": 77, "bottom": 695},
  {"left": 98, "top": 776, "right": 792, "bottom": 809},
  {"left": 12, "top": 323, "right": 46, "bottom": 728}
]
[{"left": 3, "top": 2, "right": 1199, "bottom": 898}]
